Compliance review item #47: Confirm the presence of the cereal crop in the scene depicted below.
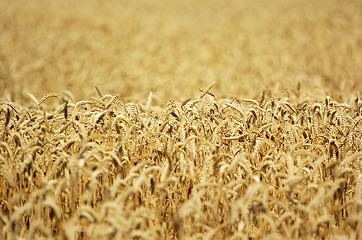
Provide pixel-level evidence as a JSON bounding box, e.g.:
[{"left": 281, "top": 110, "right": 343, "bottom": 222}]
[{"left": 0, "top": 0, "right": 361, "bottom": 239}]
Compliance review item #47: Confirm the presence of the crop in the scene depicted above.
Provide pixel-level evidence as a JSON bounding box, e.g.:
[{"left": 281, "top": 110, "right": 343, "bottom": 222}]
[
  {"left": 0, "top": 0, "right": 361, "bottom": 239},
  {"left": 0, "top": 86, "right": 361, "bottom": 239}
]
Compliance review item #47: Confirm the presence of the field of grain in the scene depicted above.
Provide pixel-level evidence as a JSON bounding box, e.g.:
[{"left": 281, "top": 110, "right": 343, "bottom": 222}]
[{"left": 1, "top": 0, "right": 361, "bottom": 239}]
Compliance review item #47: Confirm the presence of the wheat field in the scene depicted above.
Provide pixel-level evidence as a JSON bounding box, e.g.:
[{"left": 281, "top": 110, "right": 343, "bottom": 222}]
[{"left": 0, "top": 0, "right": 361, "bottom": 239}]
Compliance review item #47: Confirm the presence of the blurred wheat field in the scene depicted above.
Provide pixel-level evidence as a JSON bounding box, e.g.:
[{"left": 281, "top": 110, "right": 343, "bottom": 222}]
[{"left": 0, "top": 0, "right": 362, "bottom": 239}]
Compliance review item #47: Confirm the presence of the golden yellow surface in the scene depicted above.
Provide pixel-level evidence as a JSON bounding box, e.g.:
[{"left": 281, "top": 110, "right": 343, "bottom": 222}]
[
  {"left": 1, "top": 0, "right": 361, "bottom": 104},
  {"left": 0, "top": 1, "right": 361, "bottom": 239}
]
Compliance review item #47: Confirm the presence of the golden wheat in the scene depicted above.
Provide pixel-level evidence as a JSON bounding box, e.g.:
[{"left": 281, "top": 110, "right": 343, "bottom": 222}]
[
  {"left": 1, "top": 89, "right": 361, "bottom": 239},
  {"left": 1, "top": 0, "right": 362, "bottom": 239}
]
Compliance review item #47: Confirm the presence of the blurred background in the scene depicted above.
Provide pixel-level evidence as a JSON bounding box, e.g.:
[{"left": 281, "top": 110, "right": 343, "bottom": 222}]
[{"left": 0, "top": 0, "right": 361, "bottom": 106}]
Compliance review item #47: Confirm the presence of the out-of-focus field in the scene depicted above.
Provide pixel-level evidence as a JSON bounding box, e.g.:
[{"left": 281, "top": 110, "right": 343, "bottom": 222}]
[
  {"left": 0, "top": 0, "right": 361, "bottom": 239},
  {"left": 1, "top": 0, "right": 361, "bottom": 104}
]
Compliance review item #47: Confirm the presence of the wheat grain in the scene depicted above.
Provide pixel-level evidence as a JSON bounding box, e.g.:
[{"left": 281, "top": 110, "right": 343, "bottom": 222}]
[
  {"left": 1, "top": 1, "right": 361, "bottom": 237},
  {"left": 37, "top": 93, "right": 63, "bottom": 106}
]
